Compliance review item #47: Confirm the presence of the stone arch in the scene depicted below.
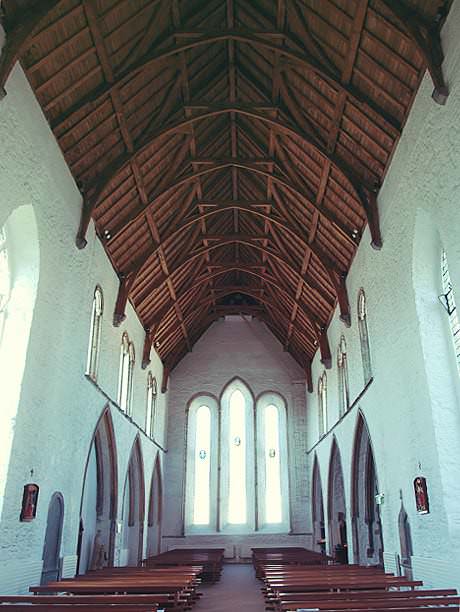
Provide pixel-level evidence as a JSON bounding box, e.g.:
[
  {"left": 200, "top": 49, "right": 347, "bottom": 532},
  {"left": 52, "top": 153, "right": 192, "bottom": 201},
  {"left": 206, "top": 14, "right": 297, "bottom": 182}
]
[
  {"left": 311, "top": 455, "right": 326, "bottom": 553},
  {"left": 327, "top": 438, "right": 348, "bottom": 562},
  {"left": 147, "top": 453, "right": 163, "bottom": 557},
  {"left": 121, "top": 436, "right": 145, "bottom": 566},
  {"left": 78, "top": 406, "right": 118, "bottom": 574},
  {"left": 40, "top": 492, "right": 64, "bottom": 585},
  {"left": 351, "top": 413, "right": 383, "bottom": 566}
]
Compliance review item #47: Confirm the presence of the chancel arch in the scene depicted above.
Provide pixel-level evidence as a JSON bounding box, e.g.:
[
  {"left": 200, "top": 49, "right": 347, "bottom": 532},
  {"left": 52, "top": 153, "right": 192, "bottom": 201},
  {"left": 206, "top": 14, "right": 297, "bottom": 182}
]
[
  {"left": 147, "top": 453, "right": 163, "bottom": 556},
  {"left": 327, "top": 438, "right": 348, "bottom": 562},
  {"left": 311, "top": 455, "right": 326, "bottom": 554},
  {"left": 121, "top": 436, "right": 145, "bottom": 566},
  {"left": 351, "top": 414, "right": 383, "bottom": 566},
  {"left": 78, "top": 407, "right": 117, "bottom": 574}
]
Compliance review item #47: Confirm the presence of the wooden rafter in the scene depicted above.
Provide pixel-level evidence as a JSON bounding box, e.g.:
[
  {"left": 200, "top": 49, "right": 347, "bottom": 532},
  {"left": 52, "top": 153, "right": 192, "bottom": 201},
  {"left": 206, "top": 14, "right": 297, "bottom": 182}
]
[{"left": 9, "top": 0, "right": 445, "bottom": 372}]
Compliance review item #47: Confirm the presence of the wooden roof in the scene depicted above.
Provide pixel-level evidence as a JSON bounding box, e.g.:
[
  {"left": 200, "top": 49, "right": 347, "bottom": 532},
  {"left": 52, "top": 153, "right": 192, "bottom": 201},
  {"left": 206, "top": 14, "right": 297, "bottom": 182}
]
[{"left": 0, "top": 0, "right": 452, "bottom": 382}]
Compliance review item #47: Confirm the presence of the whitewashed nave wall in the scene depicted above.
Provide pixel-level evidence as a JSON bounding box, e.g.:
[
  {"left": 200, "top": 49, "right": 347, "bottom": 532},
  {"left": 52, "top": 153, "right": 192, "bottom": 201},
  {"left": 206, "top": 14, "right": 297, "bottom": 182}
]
[
  {"left": 0, "top": 64, "right": 167, "bottom": 593},
  {"left": 308, "top": 0, "right": 460, "bottom": 591}
]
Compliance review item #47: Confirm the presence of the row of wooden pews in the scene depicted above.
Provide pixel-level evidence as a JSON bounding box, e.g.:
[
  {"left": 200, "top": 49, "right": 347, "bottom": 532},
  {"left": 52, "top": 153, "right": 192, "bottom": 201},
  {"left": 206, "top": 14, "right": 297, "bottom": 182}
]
[
  {"left": 145, "top": 548, "right": 224, "bottom": 583},
  {"left": 253, "top": 547, "right": 459, "bottom": 612},
  {"left": 0, "top": 549, "right": 223, "bottom": 610}
]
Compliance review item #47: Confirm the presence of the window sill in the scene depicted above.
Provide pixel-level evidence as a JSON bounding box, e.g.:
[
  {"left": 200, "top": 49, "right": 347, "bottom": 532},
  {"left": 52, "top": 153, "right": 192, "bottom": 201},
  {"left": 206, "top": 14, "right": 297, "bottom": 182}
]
[{"left": 307, "top": 377, "right": 374, "bottom": 454}]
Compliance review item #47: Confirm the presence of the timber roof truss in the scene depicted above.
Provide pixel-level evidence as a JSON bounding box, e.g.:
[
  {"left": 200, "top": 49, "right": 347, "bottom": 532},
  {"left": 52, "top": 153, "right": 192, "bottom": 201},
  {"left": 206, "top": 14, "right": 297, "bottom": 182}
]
[{"left": 0, "top": 0, "right": 452, "bottom": 383}]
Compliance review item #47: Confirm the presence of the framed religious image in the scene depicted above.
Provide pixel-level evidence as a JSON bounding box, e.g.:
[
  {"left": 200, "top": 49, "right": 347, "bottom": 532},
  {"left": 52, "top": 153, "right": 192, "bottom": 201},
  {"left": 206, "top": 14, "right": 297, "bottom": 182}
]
[
  {"left": 20, "top": 483, "right": 39, "bottom": 522},
  {"left": 413, "top": 476, "right": 429, "bottom": 514}
]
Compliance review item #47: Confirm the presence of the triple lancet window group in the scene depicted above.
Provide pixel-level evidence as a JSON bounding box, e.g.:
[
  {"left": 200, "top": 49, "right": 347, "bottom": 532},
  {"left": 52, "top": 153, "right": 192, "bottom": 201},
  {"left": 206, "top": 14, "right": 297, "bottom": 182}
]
[{"left": 185, "top": 380, "right": 289, "bottom": 534}]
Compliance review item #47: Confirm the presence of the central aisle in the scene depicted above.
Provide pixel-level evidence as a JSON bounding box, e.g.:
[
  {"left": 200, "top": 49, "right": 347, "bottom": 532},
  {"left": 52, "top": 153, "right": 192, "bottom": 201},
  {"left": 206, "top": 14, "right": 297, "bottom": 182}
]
[{"left": 196, "top": 564, "right": 266, "bottom": 612}]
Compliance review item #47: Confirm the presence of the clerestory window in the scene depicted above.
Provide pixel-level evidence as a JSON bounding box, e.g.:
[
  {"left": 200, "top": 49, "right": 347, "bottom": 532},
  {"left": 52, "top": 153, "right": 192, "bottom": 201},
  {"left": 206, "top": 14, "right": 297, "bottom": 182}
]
[
  {"left": 318, "top": 372, "right": 328, "bottom": 438},
  {"left": 118, "top": 333, "right": 135, "bottom": 416},
  {"left": 86, "top": 286, "right": 103, "bottom": 380},
  {"left": 441, "top": 249, "right": 460, "bottom": 373},
  {"left": 337, "top": 335, "right": 350, "bottom": 416},
  {"left": 358, "top": 289, "right": 372, "bottom": 385},
  {"left": 145, "top": 373, "right": 157, "bottom": 438}
]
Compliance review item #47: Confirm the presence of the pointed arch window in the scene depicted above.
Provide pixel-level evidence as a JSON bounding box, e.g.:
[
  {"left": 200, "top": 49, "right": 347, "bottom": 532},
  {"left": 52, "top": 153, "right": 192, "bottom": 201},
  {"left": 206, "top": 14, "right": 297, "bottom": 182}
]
[
  {"left": 185, "top": 396, "right": 218, "bottom": 532},
  {"left": 338, "top": 336, "right": 350, "bottom": 416},
  {"left": 256, "top": 394, "right": 289, "bottom": 530},
  {"left": 0, "top": 225, "right": 10, "bottom": 344},
  {"left": 318, "top": 372, "right": 328, "bottom": 438},
  {"left": 118, "top": 333, "right": 135, "bottom": 416},
  {"left": 86, "top": 286, "right": 103, "bottom": 380},
  {"left": 441, "top": 250, "right": 460, "bottom": 373},
  {"left": 358, "top": 289, "right": 372, "bottom": 384},
  {"left": 220, "top": 380, "right": 255, "bottom": 531},
  {"left": 145, "top": 373, "right": 157, "bottom": 438}
]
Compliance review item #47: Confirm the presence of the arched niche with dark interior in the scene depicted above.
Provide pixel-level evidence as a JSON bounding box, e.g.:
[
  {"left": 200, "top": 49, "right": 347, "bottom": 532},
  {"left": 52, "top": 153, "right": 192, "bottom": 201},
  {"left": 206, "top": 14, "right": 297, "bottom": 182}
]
[
  {"left": 78, "top": 407, "right": 118, "bottom": 574},
  {"left": 351, "top": 414, "right": 383, "bottom": 566},
  {"left": 311, "top": 455, "right": 326, "bottom": 553},
  {"left": 327, "top": 439, "right": 348, "bottom": 563},
  {"left": 40, "top": 492, "right": 64, "bottom": 584},
  {"left": 147, "top": 453, "right": 163, "bottom": 557},
  {"left": 121, "top": 436, "right": 145, "bottom": 566}
]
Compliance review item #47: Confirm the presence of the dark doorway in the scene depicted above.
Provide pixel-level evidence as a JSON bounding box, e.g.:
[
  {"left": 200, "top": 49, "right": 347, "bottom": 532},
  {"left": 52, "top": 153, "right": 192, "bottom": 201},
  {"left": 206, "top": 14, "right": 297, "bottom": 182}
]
[
  {"left": 311, "top": 456, "right": 326, "bottom": 553},
  {"left": 40, "top": 492, "right": 64, "bottom": 585},
  {"left": 328, "top": 439, "right": 348, "bottom": 563}
]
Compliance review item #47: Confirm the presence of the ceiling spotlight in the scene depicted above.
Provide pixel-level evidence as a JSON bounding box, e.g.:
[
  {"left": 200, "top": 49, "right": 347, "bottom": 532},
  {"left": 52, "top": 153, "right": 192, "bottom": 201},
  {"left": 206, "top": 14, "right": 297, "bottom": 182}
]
[
  {"left": 103, "top": 229, "right": 112, "bottom": 240},
  {"left": 155, "top": 340, "right": 161, "bottom": 348},
  {"left": 351, "top": 228, "right": 359, "bottom": 239}
]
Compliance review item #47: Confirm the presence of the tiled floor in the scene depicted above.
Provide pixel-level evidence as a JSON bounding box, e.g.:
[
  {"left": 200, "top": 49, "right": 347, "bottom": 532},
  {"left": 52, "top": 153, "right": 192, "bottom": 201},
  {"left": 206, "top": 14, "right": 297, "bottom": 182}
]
[{"left": 195, "top": 564, "right": 265, "bottom": 612}]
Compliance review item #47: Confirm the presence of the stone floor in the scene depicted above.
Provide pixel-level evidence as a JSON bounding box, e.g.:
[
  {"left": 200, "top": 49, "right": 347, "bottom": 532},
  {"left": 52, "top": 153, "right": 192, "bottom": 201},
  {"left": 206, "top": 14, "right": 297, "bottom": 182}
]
[{"left": 195, "top": 564, "right": 265, "bottom": 612}]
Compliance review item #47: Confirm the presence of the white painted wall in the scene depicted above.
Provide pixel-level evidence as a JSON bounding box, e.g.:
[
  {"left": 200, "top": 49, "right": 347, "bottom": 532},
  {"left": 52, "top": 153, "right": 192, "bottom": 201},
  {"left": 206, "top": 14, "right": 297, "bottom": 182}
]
[
  {"left": 0, "top": 64, "right": 167, "bottom": 593},
  {"left": 1, "top": 0, "right": 460, "bottom": 595},
  {"left": 307, "top": 0, "right": 460, "bottom": 590},
  {"left": 163, "top": 315, "right": 312, "bottom": 551}
]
